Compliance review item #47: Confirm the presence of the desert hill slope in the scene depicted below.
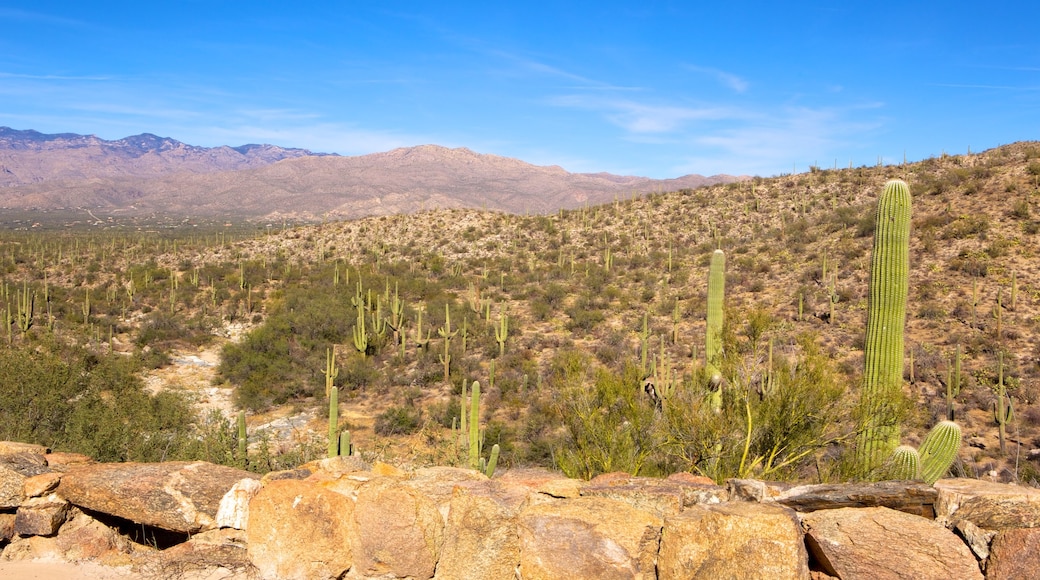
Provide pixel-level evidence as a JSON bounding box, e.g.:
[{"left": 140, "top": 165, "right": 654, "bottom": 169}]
[{"left": 0, "top": 128, "right": 738, "bottom": 219}]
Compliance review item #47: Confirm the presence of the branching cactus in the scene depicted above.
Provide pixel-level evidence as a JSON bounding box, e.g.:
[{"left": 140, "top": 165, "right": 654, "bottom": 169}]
[
  {"left": 993, "top": 351, "right": 1013, "bottom": 456},
  {"left": 856, "top": 179, "right": 912, "bottom": 477},
  {"left": 495, "top": 313, "right": 509, "bottom": 357},
  {"left": 946, "top": 345, "right": 961, "bottom": 421},
  {"left": 705, "top": 249, "right": 725, "bottom": 410}
]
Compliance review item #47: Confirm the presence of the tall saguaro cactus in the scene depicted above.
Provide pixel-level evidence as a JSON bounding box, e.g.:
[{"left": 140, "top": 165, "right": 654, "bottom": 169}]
[
  {"left": 856, "top": 179, "right": 912, "bottom": 476},
  {"left": 705, "top": 249, "right": 726, "bottom": 385}
]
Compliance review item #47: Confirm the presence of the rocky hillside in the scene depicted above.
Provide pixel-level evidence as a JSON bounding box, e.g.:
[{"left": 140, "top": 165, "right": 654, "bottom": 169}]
[{"left": 0, "top": 128, "right": 738, "bottom": 220}]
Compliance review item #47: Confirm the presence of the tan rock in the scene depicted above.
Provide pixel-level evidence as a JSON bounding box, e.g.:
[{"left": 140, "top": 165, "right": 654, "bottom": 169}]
[
  {"left": 54, "top": 508, "right": 139, "bottom": 561},
  {"left": 57, "top": 461, "right": 257, "bottom": 533},
  {"left": 801, "top": 506, "right": 982, "bottom": 580},
  {"left": 986, "top": 527, "right": 1040, "bottom": 580},
  {"left": 14, "top": 493, "right": 70, "bottom": 536},
  {"left": 0, "top": 442, "right": 47, "bottom": 455},
  {"left": 518, "top": 496, "right": 662, "bottom": 580},
  {"left": 350, "top": 475, "right": 444, "bottom": 579},
  {"left": 144, "top": 528, "right": 252, "bottom": 579},
  {"left": 435, "top": 480, "right": 527, "bottom": 580},
  {"left": 582, "top": 474, "right": 726, "bottom": 518},
  {"left": 247, "top": 479, "right": 354, "bottom": 580},
  {"left": 298, "top": 454, "right": 371, "bottom": 479},
  {"left": 0, "top": 464, "right": 25, "bottom": 508},
  {"left": 44, "top": 451, "right": 94, "bottom": 468},
  {"left": 497, "top": 467, "right": 582, "bottom": 499},
  {"left": 934, "top": 477, "right": 1040, "bottom": 530},
  {"left": 23, "top": 472, "right": 61, "bottom": 498},
  {"left": 666, "top": 472, "right": 716, "bottom": 486},
  {"left": 659, "top": 501, "right": 808, "bottom": 580},
  {"left": 215, "top": 477, "right": 262, "bottom": 530},
  {"left": 371, "top": 461, "right": 407, "bottom": 477}
]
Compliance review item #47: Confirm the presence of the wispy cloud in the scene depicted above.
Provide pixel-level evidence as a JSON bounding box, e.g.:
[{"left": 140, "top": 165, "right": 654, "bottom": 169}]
[
  {"left": 0, "top": 72, "right": 111, "bottom": 81},
  {"left": 684, "top": 64, "right": 750, "bottom": 93},
  {"left": 549, "top": 95, "right": 739, "bottom": 133}
]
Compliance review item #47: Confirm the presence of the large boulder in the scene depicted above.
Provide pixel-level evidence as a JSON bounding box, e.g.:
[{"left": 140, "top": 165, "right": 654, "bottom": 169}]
[
  {"left": 934, "top": 478, "right": 1040, "bottom": 530},
  {"left": 801, "top": 506, "right": 982, "bottom": 580},
  {"left": 435, "top": 480, "right": 527, "bottom": 580},
  {"left": 518, "top": 496, "right": 662, "bottom": 580},
  {"left": 350, "top": 475, "right": 445, "bottom": 579},
  {"left": 986, "top": 527, "right": 1040, "bottom": 580},
  {"left": 246, "top": 479, "right": 354, "bottom": 580},
  {"left": 581, "top": 472, "right": 726, "bottom": 518},
  {"left": 658, "top": 501, "right": 809, "bottom": 580},
  {"left": 56, "top": 461, "right": 257, "bottom": 533}
]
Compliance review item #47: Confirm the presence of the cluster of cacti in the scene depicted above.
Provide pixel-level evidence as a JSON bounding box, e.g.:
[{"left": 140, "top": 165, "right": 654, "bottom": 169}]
[
  {"left": 322, "top": 347, "right": 339, "bottom": 397},
  {"left": 888, "top": 421, "right": 962, "bottom": 484},
  {"left": 855, "top": 179, "right": 912, "bottom": 477}
]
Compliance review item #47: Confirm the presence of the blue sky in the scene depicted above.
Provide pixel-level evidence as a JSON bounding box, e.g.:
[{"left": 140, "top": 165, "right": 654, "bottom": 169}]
[{"left": 0, "top": 2, "right": 1037, "bottom": 178}]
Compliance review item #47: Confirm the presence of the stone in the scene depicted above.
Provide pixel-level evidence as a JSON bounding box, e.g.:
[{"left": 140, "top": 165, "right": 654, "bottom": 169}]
[
  {"left": 404, "top": 466, "right": 489, "bottom": 524},
  {"left": 247, "top": 479, "right": 354, "bottom": 580},
  {"left": 0, "top": 453, "right": 51, "bottom": 479},
  {"left": 953, "top": 518, "right": 995, "bottom": 561},
  {"left": 582, "top": 474, "right": 726, "bottom": 518},
  {"left": 2, "top": 508, "right": 137, "bottom": 562},
  {"left": 144, "top": 528, "right": 252, "bottom": 579},
  {"left": 23, "top": 472, "right": 61, "bottom": 498},
  {"left": 215, "top": 477, "right": 262, "bottom": 530},
  {"left": 351, "top": 475, "right": 444, "bottom": 579},
  {"left": 987, "top": 527, "right": 1040, "bottom": 580},
  {"left": 57, "top": 461, "right": 258, "bottom": 533},
  {"left": 13, "top": 493, "right": 70, "bottom": 536},
  {"left": 934, "top": 477, "right": 1040, "bottom": 530},
  {"left": 297, "top": 454, "right": 371, "bottom": 479},
  {"left": 0, "top": 442, "right": 47, "bottom": 455},
  {"left": 0, "top": 465, "right": 25, "bottom": 509},
  {"left": 658, "top": 501, "right": 809, "bottom": 580},
  {"left": 727, "top": 478, "right": 797, "bottom": 502},
  {"left": 435, "top": 480, "right": 526, "bottom": 580},
  {"left": 497, "top": 467, "right": 583, "bottom": 499},
  {"left": 518, "top": 496, "right": 662, "bottom": 580},
  {"left": 43, "top": 451, "right": 94, "bottom": 468},
  {"left": 801, "top": 506, "right": 982, "bottom": 580},
  {"left": 0, "top": 513, "right": 14, "bottom": 542},
  {"left": 776, "top": 480, "right": 938, "bottom": 518}
]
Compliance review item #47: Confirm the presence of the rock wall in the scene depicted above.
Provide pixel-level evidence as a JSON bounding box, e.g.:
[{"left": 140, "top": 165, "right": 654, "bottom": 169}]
[{"left": 1, "top": 440, "right": 1038, "bottom": 579}]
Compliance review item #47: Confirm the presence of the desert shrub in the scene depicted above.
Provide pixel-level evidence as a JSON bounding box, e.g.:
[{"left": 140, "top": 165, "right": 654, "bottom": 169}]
[{"left": 374, "top": 405, "right": 423, "bottom": 436}]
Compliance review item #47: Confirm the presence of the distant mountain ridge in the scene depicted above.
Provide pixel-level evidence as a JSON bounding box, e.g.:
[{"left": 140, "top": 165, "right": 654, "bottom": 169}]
[{"left": 0, "top": 127, "right": 741, "bottom": 220}]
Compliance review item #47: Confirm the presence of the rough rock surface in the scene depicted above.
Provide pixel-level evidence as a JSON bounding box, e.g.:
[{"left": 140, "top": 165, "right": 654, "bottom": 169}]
[
  {"left": 801, "top": 506, "right": 982, "bottom": 580},
  {"left": 350, "top": 475, "right": 445, "bottom": 579},
  {"left": 435, "top": 480, "right": 527, "bottom": 580},
  {"left": 986, "top": 527, "right": 1040, "bottom": 580},
  {"left": 14, "top": 493, "right": 70, "bottom": 536},
  {"left": 246, "top": 478, "right": 354, "bottom": 580},
  {"left": 658, "top": 501, "right": 809, "bottom": 580},
  {"left": 518, "top": 496, "right": 662, "bottom": 580},
  {"left": 56, "top": 461, "right": 257, "bottom": 533},
  {"left": 934, "top": 477, "right": 1040, "bottom": 530}
]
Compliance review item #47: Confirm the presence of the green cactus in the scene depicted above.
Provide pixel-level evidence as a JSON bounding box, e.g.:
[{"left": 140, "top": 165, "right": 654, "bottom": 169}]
[
  {"left": 328, "top": 386, "right": 339, "bottom": 458},
  {"left": 918, "top": 420, "right": 961, "bottom": 484},
  {"left": 494, "top": 313, "right": 509, "bottom": 357},
  {"left": 855, "top": 179, "right": 912, "bottom": 477},
  {"left": 468, "top": 381, "right": 481, "bottom": 470},
  {"left": 484, "top": 444, "right": 500, "bottom": 478},
  {"left": 15, "top": 281, "right": 33, "bottom": 334},
  {"left": 890, "top": 445, "right": 920, "bottom": 480},
  {"left": 438, "top": 304, "right": 458, "bottom": 382},
  {"left": 352, "top": 305, "right": 368, "bottom": 355},
  {"left": 946, "top": 345, "right": 961, "bottom": 421},
  {"left": 705, "top": 249, "right": 725, "bottom": 407},
  {"left": 339, "top": 430, "right": 353, "bottom": 457},
  {"left": 237, "top": 410, "right": 248, "bottom": 469},
  {"left": 322, "top": 347, "right": 339, "bottom": 397},
  {"left": 993, "top": 351, "right": 1013, "bottom": 456}
]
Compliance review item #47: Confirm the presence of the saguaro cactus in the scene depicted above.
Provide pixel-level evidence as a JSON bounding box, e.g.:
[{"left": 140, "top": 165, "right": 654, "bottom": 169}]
[
  {"left": 328, "top": 386, "right": 340, "bottom": 458},
  {"left": 856, "top": 179, "right": 912, "bottom": 477},
  {"left": 918, "top": 420, "right": 961, "bottom": 484},
  {"left": 705, "top": 249, "right": 725, "bottom": 385}
]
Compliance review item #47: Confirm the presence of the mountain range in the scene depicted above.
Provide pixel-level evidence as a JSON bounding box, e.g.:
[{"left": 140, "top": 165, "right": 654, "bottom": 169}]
[{"left": 0, "top": 127, "right": 740, "bottom": 220}]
